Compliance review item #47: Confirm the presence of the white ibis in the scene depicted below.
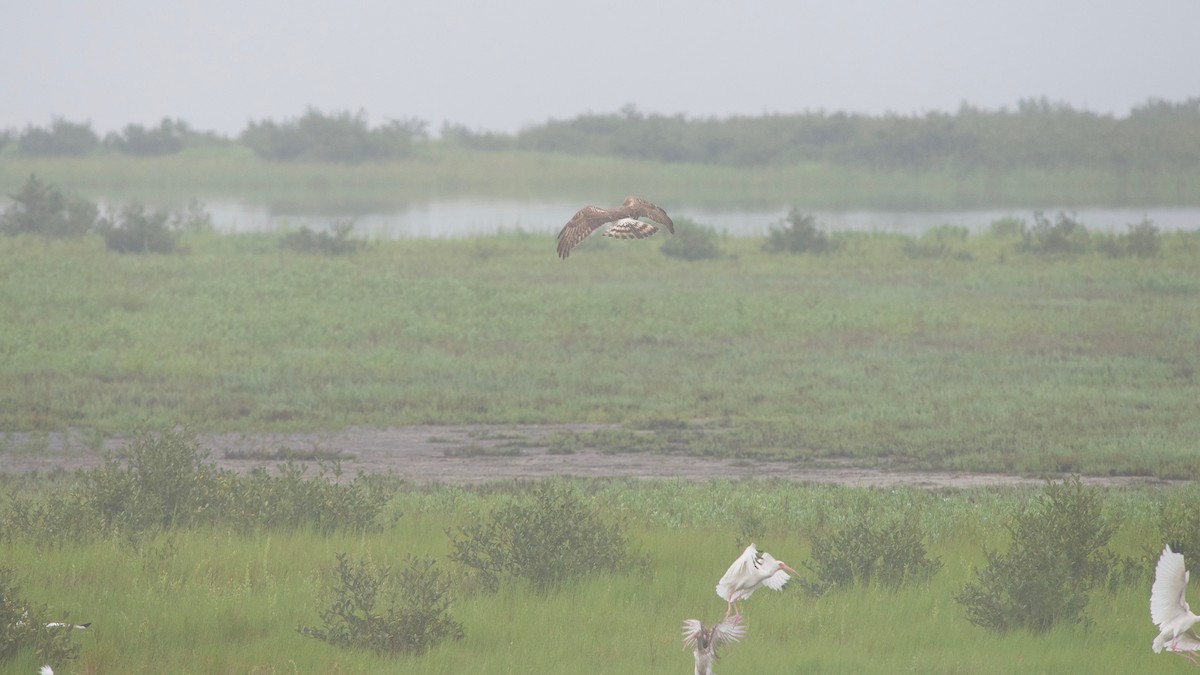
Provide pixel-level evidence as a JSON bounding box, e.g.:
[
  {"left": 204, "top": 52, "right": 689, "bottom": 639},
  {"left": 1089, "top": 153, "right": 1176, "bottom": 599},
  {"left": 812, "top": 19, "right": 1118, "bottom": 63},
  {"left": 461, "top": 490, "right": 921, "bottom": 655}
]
[
  {"left": 682, "top": 615, "right": 746, "bottom": 675},
  {"left": 1152, "top": 544, "right": 1200, "bottom": 662},
  {"left": 716, "top": 543, "right": 797, "bottom": 619},
  {"left": 555, "top": 196, "right": 674, "bottom": 258}
]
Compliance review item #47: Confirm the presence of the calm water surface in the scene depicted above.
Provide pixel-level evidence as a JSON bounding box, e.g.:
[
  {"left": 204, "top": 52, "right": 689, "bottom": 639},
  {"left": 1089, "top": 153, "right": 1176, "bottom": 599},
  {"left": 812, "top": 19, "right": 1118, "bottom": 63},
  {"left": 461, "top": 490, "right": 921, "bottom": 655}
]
[{"left": 200, "top": 199, "right": 1200, "bottom": 239}]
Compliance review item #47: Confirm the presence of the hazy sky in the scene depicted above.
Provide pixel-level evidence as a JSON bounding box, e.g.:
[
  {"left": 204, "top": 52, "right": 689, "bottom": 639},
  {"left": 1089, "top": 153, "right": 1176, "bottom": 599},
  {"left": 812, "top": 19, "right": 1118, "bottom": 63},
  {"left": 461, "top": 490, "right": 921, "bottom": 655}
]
[{"left": 4, "top": 0, "right": 1197, "bottom": 136}]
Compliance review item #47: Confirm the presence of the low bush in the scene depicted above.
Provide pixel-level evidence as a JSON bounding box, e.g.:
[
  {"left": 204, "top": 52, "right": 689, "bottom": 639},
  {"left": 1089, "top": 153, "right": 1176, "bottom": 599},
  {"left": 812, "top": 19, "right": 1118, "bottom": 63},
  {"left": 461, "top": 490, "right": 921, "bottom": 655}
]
[
  {"left": 299, "top": 552, "right": 463, "bottom": 655},
  {"left": 0, "top": 567, "right": 81, "bottom": 665},
  {"left": 280, "top": 220, "right": 363, "bottom": 255},
  {"left": 449, "top": 481, "right": 631, "bottom": 592},
  {"left": 804, "top": 501, "right": 942, "bottom": 594},
  {"left": 1017, "top": 211, "right": 1091, "bottom": 255},
  {"left": 763, "top": 209, "right": 835, "bottom": 254},
  {"left": 660, "top": 219, "right": 723, "bottom": 260},
  {"left": 0, "top": 429, "right": 392, "bottom": 545},
  {"left": 97, "top": 202, "right": 181, "bottom": 254},
  {"left": 1, "top": 174, "right": 98, "bottom": 238},
  {"left": 1095, "top": 218, "right": 1161, "bottom": 258},
  {"left": 955, "top": 478, "right": 1127, "bottom": 632}
]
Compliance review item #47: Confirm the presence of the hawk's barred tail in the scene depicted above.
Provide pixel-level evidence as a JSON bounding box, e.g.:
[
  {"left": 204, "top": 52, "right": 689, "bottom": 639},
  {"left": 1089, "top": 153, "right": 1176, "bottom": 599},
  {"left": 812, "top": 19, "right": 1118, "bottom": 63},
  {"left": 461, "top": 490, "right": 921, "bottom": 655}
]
[{"left": 602, "top": 219, "right": 658, "bottom": 240}]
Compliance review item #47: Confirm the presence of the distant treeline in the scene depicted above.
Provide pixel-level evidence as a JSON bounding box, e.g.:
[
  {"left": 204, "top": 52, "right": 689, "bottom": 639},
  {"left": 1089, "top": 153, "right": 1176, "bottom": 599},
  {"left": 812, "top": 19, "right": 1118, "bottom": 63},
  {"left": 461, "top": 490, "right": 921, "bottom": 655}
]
[{"left": 3, "top": 98, "right": 1199, "bottom": 170}]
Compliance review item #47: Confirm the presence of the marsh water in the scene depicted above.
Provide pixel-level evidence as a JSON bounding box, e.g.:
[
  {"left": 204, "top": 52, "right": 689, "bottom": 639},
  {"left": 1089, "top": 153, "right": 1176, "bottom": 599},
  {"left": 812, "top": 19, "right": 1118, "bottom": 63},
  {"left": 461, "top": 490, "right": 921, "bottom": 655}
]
[{"left": 198, "top": 199, "right": 1200, "bottom": 238}]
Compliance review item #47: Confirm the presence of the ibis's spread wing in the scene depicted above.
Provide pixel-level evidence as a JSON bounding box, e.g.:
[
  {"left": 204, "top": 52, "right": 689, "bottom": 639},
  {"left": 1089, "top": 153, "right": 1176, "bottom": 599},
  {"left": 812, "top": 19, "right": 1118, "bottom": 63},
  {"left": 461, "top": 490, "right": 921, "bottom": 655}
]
[
  {"left": 1153, "top": 545, "right": 1192, "bottom": 628},
  {"left": 761, "top": 568, "right": 791, "bottom": 591},
  {"left": 716, "top": 545, "right": 760, "bottom": 600}
]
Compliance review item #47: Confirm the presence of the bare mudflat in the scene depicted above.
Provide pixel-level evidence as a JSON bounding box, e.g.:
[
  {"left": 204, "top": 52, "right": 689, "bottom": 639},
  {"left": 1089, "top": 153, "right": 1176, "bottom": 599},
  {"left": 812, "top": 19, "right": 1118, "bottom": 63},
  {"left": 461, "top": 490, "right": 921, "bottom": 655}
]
[{"left": 1, "top": 424, "right": 1178, "bottom": 489}]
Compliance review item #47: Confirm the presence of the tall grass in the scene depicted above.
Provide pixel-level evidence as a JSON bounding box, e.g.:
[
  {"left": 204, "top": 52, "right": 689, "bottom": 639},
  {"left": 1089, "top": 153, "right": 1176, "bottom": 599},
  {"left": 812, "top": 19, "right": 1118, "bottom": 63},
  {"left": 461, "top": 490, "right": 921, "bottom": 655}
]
[
  {"left": 0, "top": 480, "right": 1176, "bottom": 673},
  {"left": 1, "top": 229, "right": 1198, "bottom": 477}
]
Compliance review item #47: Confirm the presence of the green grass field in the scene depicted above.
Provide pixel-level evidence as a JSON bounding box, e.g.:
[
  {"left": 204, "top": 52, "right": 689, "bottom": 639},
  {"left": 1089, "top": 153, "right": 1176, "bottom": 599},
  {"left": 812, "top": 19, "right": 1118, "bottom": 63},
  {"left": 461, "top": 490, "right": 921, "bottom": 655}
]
[
  {"left": 1, "top": 227, "right": 1198, "bottom": 478},
  {"left": 0, "top": 479, "right": 1182, "bottom": 674}
]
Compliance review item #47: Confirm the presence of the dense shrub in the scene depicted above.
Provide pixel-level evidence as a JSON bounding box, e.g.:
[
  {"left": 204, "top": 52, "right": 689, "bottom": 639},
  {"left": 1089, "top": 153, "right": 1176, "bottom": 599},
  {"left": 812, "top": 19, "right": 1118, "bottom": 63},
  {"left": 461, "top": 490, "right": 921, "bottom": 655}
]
[
  {"left": 1017, "top": 211, "right": 1091, "bottom": 255},
  {"left": 106, "top": 118, "right": 188, "bottom": 156},
  {"left": 240, "top": 108, "right": 426, "bottom": 162},
  {"left": 1, "top": 174, "right": 98, "bottom": 238},
  {"left": 804, "top": 502, "right": 942, "bottom": 594},
  {"left": 299, "top": 552, "right": 463, "bottom": 655},
  {"left": 955, "top": 478, "right": 1123, "bottom": 632},
  {"left": 18, "top": 119, "right": 98, "bottom": 156},
  {"left": 0, "top": 567, "right": 81, "bottom": 665},
  {"left": 97, "top": 202, "right": 181, "bottom": 254},
  {"left": 763, "top": 209, "right": 835, "bottom": 254},
  {"left": 280, "top": 220, "right": 362, "bottom": 255},
  {"left": 449, "top": 481, "right": 631, "bottom": 593},
  {"left": 0, "top": 429, "right": 391, "bottom": 544},
  {"left": 1095, "top": 219, "right": 1161, "bottom": 258},
  {"left": 1157, "top": 486, "right": 1200, "bottom": 560},
  {"left": 659, "top": 219, "right": 722, "bottom": 260}
]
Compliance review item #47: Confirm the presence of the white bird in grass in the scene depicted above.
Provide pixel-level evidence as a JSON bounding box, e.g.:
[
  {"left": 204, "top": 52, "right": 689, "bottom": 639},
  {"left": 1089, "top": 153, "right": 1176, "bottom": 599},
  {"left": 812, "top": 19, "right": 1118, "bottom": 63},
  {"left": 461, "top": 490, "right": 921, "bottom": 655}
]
[
  {"left": 40, "top": 667, "right": 54, "bottom": 675},
  {"left": 1151, "top": 544, "right": 1200, "bottom": 662},
  {"left": 45, "top": 621, "right": 90, "bottom": 630},
  {"left": 716, "top": 543, "right": 798, "bottom": 619},
  {"left": 682, "top": 615, "right": 746, "bottom": 675}
]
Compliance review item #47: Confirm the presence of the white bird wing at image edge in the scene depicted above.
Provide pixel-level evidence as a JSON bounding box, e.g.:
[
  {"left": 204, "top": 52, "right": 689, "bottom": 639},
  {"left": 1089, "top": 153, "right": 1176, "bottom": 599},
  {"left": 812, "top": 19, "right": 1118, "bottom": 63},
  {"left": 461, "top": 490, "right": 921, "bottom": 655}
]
[{"left": 1152, "top": 546, "right": 1190, "bottom": 627}]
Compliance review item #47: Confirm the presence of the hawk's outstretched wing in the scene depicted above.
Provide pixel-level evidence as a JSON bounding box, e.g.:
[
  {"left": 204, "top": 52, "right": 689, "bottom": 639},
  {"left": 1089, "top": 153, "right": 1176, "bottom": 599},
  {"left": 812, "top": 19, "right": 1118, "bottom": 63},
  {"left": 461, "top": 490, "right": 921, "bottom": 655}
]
[
  {"left": 619, "top": 196, "right": 675, "bottom": 233},
  {"left": 555, "top": 196, "right": 674, "bottom": 259}
]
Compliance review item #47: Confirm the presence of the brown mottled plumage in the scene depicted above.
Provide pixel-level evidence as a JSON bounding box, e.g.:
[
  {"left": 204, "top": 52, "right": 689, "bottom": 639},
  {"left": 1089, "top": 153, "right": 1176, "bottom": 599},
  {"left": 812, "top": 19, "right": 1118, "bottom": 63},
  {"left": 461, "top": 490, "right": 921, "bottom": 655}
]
[
  {"left": 682, "top": 616, "right": 746, "bottom": 675},
  {"left": 555, "top": 196, "right": 674, "bottom": 258}
]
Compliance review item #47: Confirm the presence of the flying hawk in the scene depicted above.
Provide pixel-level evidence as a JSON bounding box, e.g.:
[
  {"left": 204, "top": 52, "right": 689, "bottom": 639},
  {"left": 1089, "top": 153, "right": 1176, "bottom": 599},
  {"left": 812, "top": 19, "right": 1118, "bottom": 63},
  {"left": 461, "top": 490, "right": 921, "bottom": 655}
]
[{"left": 555, "top": 196, "right": 675, "bottom": 259}]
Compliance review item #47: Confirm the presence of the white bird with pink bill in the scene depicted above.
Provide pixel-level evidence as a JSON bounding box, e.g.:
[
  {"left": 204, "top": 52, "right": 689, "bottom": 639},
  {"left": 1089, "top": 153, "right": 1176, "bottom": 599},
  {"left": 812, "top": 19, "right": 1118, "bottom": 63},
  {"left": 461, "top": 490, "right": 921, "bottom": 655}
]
[{"left": 716, "top": 543, "right": 799, "bottom": 619}]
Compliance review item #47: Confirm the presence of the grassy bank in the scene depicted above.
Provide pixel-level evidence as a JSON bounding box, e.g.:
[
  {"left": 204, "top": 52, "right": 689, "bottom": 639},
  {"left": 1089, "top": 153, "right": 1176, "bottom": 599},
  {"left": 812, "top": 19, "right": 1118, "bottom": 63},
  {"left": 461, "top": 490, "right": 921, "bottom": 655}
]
[
  {"left": 1, "top": 228, "right": 1198, "bottom": 478},
  {"left": 0, "top": 479, "right": 1176, "bottom": 674},
  {"left": 3, "top": 149, "right": 1199, "bottom": 210}
]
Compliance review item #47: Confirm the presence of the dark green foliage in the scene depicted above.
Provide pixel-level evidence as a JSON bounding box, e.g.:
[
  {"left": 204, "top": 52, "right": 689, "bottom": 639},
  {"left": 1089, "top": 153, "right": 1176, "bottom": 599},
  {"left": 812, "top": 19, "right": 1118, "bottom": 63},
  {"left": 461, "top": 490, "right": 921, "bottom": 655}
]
[
  {"left": 169, "top": 198, "right": 215, "bottom": 232},
  {"left": 1, "top": 174, "right": 98, "bottom": 237},
  {"left": 1017, "top": 211, "right": 1091, "bottom": 255},
  {"left": 988, "top": 216, "right": 1026, "bottom": 238},
  {"left": 240, "top": 108, "right": 427, "bottom": 162},
  {"left": 659, "top": 219, "right": 722, "bottom": 260},
  {"left": 1095, "top": 219, "right": 1161, "bottom": 258},
  {"left": 513, "top": 97, "right": 1200, "bottom": 168},
  {"left": 449, "top": 481, "right": 631, "bottom": 593},
  {"left": 955, "top": 478, "right": 1120, "bottom": 632},
  {"left": 1157, "top": 486, "right": 1200, "bottom": 561},
  {"left": 440, "top": 122, "right": 515, "bottom": 151},
  {"left": 763, "top": 209, "right": 835, "bottom": 254},
  {"left": 0, "top": 429, "right": 391, "bottom": 545},
  {"left": 97, "top": 202, "right": 181, "bottom": 254},
  {"left": 299, "top": 552, "right": 463, "bottom": 656},
  {"left": 82, "top": 427, "right": 215, "bottom": 531},
  {"left": 804, "top": 501, "right": 942, "bottom": 594},
  {"left": 0, "top": 567, "right": 80, "bottom": 665},
  {"left": 106, "top": 118, "right": 189, "bottom": 156},
  {"left": 280, "top": 220, "right": 362, "bottom": 255},
  {"left": 18, "top": 118, "right": 99, "bottom": 156},
  {"left": 902, "top": 224, "right": 973, "bottom": 260}
]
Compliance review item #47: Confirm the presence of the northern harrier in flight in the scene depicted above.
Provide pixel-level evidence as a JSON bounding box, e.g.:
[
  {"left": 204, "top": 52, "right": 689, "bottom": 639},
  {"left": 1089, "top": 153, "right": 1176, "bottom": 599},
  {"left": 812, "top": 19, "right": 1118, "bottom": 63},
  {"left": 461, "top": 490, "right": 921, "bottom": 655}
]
[{"left": 555, "top": 196, "right": 675, "bottom": 259}]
